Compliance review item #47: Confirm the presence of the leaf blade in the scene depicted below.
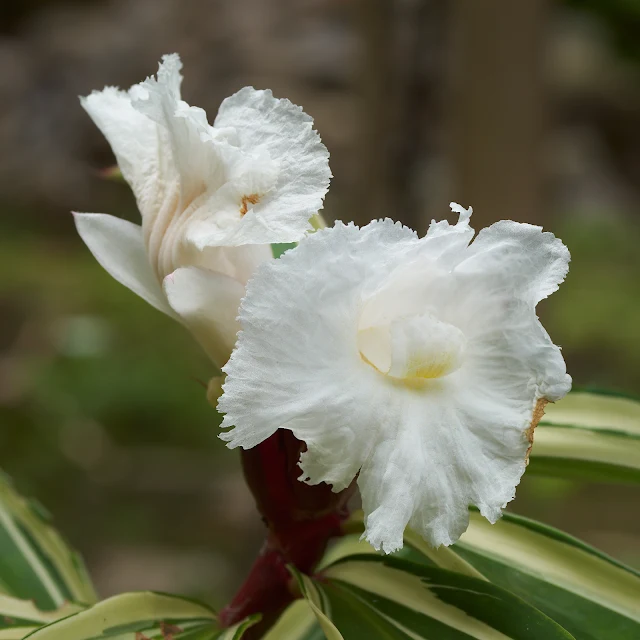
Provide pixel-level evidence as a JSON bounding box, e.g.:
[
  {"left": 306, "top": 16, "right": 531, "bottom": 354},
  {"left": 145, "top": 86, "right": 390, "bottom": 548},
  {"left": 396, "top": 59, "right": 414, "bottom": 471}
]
[
  {"left": 0, "top": 473, "right": 97, "bottom": 609},
  {"left": 529, "top": 391, "right": 640, "bottom": 483},
  {"left": 262, "top": 600, "right": 324, "bottom": 640},
  {"left": 22, "top": 591, "right": 217, "bottom": 640},
  {"left": 288, "top": 566, "right": 344, "bottom": 640},
  {"left": 313, "top": 555, "right": 574, "bottom": 639},
  {"left": 452, "top": 511, "right": 640, "bottom": 640}
]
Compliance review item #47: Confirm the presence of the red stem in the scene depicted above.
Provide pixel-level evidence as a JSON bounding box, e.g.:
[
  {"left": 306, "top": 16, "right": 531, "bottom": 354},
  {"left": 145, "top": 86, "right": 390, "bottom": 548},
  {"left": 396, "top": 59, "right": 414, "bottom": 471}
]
[{"left": 219, "top": 430, "right": 354, "bottom": 636}]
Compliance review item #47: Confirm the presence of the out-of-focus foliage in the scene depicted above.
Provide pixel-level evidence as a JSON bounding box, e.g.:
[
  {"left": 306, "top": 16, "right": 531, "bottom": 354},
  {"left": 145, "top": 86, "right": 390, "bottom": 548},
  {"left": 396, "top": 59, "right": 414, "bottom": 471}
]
[
  {"left": 545, "top": 215, "right": 640, "bottom": 392},
  {"left": 0, "top": 229, "right": 255, "bottom": 607},
  {"left": 564, "top": 0, "right": 640, "bottom": 61}
]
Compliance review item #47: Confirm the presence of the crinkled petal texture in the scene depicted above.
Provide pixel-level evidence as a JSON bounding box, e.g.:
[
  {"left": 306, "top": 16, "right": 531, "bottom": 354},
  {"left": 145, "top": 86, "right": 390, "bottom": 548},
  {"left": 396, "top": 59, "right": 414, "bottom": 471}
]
[
  {"left": 219, "top": 209, "right": 571, "bottom": 553},
  {"left": 81, "top": 54, "right": 330, "bottom": 281},
  {"left": 187, "top": 87, "right": 331, "bottom": 247},
  {"left": 77, "top": 53, "right": 330, "bottom": 367}
]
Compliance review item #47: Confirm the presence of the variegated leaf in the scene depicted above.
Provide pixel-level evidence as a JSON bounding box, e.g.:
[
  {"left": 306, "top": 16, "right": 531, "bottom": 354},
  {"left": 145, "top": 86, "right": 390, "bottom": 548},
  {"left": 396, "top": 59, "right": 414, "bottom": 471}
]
[
  {"left": 0, "top": 472, "right": 96, "bottom": 610},
  {"left": 294, "top": 555, "right": 574, "bottom": 639},
  {"left": 453, "top": 510, "right": 640, "bottom": 640},
  {"left": 23, "top": 591, "right": 257, "bottom": 640},
  {"left": 530, "top": 390, "right": 640, "bottom": 482},
  {"left": 262, "top": 600, "right": 325, "bottom": 640},
  {"left": 0, "top": 594, "right": 82, "bottom": 640}
]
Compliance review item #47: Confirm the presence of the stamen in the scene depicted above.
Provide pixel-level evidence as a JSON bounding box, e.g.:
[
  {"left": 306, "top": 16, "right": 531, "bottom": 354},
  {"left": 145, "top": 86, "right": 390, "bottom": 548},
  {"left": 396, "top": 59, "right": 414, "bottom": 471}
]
[{"left": 240, "top": 193, "right": 260, "bottom": 216}]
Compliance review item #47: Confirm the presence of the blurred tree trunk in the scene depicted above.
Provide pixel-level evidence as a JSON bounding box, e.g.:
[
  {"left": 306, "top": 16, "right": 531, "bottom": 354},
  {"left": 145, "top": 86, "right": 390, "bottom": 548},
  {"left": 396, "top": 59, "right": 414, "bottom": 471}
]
[
  {"left": 353, "top": 0, "right": 394, "bottom": 225},
  {"left": 388, "top": 0, "right": 435, "bottom": 231},
  {"left": 449, "top": 0, "right": 549, "bottom": 228},
  {"left": 354, "top": 0, "right": 444, "bottom": 231}
]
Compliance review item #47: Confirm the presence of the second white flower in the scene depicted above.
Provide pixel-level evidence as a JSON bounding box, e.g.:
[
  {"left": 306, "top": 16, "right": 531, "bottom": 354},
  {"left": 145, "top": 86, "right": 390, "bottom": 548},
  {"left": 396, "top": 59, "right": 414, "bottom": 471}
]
[
  {"left": 219, "top": 204, "right": 572, "bottom": 553},
  {"left": 74, "top": 54, "right": 330, "bottom": 367}
]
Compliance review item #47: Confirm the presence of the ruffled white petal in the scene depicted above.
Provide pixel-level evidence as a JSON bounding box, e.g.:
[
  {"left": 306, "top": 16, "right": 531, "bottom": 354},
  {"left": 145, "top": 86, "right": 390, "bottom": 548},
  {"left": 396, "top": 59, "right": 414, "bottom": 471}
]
[
  {"left": 182, "top": 157, "right": 280, "bottom": 251},
  {"left": 132, "top": 54, "right": 228, "bottom": 209},
  {"left": 220, "top": 220, "right": 416, "bottom": 472},
  {"left": 81, "top": 88, "right": 165, "bottom": 218},
  {"left": 219, "top": 213, "right": 571, "bottom": 552},
  {"left": 82, "top": 55, "right": 331, "bottom": 295},
  {"left": 456, "top": 219, "right": 571, "bottom": 306},
  {"left": 424, "top": 202, "right": 475, "bottom": 262},
  {"left": 73, "top": 212, "right": 175, "bottom": 318},
  {"left": 187, "top": 87, "right": 331, "bottom": 247},
  {"left": 163, "top": 266, "right": 244, "bottom": 368},
  {"left": 358, "top": 204, "right": 474, "bottom": 330}
]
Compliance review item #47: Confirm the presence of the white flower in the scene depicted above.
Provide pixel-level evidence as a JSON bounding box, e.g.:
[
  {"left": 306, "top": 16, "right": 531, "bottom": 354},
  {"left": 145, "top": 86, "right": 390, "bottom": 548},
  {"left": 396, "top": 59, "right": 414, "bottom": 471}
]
[
  {"left": 218, "top": 204, "right": 571, "bottom": 553},
  {"left": 74, "top": 54, "right": 330, "bottom": 367}
]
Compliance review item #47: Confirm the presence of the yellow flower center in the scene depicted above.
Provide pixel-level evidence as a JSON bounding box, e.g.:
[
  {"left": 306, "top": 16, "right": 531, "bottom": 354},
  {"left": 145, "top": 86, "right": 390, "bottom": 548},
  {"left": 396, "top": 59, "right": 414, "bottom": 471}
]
[{"left": 358, "top": 313, "right": 465, "bottom": 381}]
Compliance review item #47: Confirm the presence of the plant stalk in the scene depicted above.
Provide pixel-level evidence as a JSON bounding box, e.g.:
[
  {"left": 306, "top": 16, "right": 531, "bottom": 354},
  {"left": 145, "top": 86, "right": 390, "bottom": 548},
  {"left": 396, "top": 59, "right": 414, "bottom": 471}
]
[{"left": 218, "top": 430, "right": 354, "bottom": 637}]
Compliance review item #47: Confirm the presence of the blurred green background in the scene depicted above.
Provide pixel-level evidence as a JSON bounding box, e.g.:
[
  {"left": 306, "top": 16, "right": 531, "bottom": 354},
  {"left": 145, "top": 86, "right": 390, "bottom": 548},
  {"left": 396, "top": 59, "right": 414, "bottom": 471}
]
[{"left": 0, "top": 0, "right": 639, "bottom": 610}]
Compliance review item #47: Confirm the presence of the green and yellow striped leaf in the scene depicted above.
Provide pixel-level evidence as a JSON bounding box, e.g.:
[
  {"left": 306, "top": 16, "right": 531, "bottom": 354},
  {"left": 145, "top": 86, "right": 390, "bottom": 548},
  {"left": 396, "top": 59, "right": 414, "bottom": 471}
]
[
  {"left": 22, "top": 591, "right": 257, "bottom": 640},
  {"left": 262, "top": 600, "right": 325, "bottom": 640},
  {"left": 401, "top": 526, "right": 486, "bottom": 579},
  {"left": 264, "top": 536, "right": 378, "bottom": 640},
  {"left": 0, "top": 631, "right": 39, "bottom": 640},
  {"left": 530, "top": 390, "right": 640, "bottom": 482},
  {"left": 452, "top": 510, "right": 640, "bottom": 640},
  {"left": 344, "top": 497, "right": 640, "bottom": 639},
  {"left": 217, "top": 613, "right": 262, "bottom": 640},
  {"left": 0, "top": 472, "right": 96, "bottom": 610},
  {"left": 0, "top": 594, "right": 82, "bottom": 640},
  {"left": 295, "top": 555, "right": 574, "bottom": 639},
  {"left": 288, "top": 567, "right": 344, "bottom": 640}
]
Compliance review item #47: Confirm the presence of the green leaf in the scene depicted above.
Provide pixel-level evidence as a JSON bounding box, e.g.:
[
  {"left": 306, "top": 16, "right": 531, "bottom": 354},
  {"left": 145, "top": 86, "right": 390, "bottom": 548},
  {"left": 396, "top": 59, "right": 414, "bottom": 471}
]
[
  {"left": 452, "top": 510, "right": 640, "bottom": 640},
  {"left": 316, "top": 532, "right": 379, "bottom": 571},
  {"left": 401, "top": 526, "right": 486, "bottom": 580},
  {"left": 271, "top": 243, "right": 297, "bottom": 259},
  {"left": 288, "top": 567, "right": 344, "bottom": 640},
  {"left": 299, "top": 555, "right": 574, "bottom": 639},
  {"left": 530, "top": 390, "right": 640, "bottom": 482},
  {"left": 261, "top": 600, "right": 325, "bottom": 640},
  {"left": 543, "top": 390, "right": 640, "bottom": 432},
  {"left": 0, "top": 472, "right": 97, "bottom": 610},
  {"left": 339, "top": 511, "right": 485, "bottom": 579},
  {"left": 22, "top": 591, "right": 255, "bottom": 640},
  {"left": 0, "top": 594, "right": 82, "bottom": 639},
  {"left": 216, "top": 613, "right": 262, "bottom": 640}
]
